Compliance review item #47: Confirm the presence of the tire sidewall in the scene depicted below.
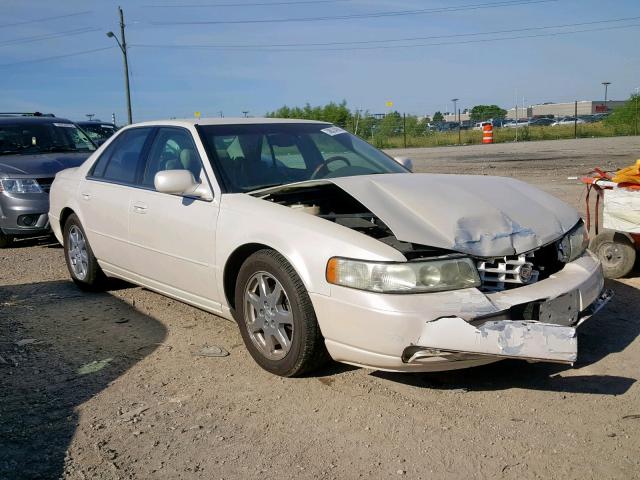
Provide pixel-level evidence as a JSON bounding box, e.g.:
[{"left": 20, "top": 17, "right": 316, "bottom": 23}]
[
  {"left": 234, "top": 252, "right": 312, "bottom": 376},
  {"left": 63, "top": 214, "right": 101, "bottom": 288}
]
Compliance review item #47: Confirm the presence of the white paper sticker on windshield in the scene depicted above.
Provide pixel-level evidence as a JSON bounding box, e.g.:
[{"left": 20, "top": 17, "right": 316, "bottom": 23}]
[
  {"left": 101, "top": 125, "right": 115, "bottom": 129},
  {"left": 321, "top": 126, "right": 347, "bottom": 136},
  {"left": 53, "top": 123, "right": 74, "bottom": 128}
]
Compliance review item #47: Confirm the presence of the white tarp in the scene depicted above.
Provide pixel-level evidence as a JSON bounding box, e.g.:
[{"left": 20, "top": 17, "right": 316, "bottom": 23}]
[{"left": 603, "top": 188, "right": 640, "bottom": 233}]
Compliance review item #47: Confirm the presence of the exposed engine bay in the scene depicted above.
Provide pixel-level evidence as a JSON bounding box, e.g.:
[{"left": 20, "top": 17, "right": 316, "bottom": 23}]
[
  {"left": 257, "top": 183, "right": 451, "bottom": 260},
  {"left": 256, "top": 182, "right": 567, "bottom": 292}
]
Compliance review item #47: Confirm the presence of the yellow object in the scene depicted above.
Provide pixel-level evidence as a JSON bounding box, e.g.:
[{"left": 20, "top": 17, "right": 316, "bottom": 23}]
[
  {"left": 612, "top": 159, "right": 640, "bottom": 185},
  {"left": 194, "top": 111, "right": 201, "bottom": 118},
  {"left": 385, "top": 101, "right": 393, "bottom": 108}
]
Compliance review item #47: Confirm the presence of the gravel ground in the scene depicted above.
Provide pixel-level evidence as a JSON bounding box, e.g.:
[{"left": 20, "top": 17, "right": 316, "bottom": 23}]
[{"left": 1, "top": 136, "right": 639, "bottom": 480}]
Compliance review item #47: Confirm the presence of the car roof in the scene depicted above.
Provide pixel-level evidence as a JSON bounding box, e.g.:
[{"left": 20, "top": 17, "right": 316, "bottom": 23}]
[
  {"left": 76, "top": 120, "right": 116, "bottom": 125},
  {"left": 127, "top": 117, "right": 331, "bottom": 129},
  {"left": 0, "top": 116, "right": 74, "bottom": 125}
]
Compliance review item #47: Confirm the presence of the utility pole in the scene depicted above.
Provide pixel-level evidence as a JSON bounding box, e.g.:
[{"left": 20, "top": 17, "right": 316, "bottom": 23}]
[
  {"left": 451, "top": 98, "right": 458, "bottom": 123},
  {"left": 602, "top": 81, "right": 611, "bottom": 111},
  {"left": 85, "top": 113, "right": 95, "bottom": 121},
  {"left": 458, "top": 108, "right": 461, "bottom": 145},
  {"left": 106, "top": 7, "right": 132, "bottom": 124},
  {"left": 574, "top": 100, "right": 578, "bottom": 139},
  {"left": 242, "top": 110, "right": 249, "bottom": 118},
  {"left": 403, "top": 113, "right": 407, "bottom": 148}
]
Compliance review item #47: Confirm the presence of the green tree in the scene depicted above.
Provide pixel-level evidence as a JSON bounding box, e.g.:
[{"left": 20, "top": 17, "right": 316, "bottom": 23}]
[
  {"left": 605, "top": 93, "right": 640, "bottom": 134},
  {"left": 432, "top": 111, "right": 444, "bottom": 123},
  {"left": 469, "top": 105, "right": 507, "bottom": 122}
]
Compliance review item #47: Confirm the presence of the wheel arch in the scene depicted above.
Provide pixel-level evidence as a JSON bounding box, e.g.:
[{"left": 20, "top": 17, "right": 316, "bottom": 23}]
[
  {"left": 223, "top": 242, "right": 311, "bottom": 312},
  {"left": 59, "top": 207, "right": 76, "bottom": 231}
]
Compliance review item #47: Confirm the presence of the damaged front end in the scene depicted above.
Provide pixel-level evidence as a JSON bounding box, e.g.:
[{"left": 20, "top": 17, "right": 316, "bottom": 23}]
[
  {"left": 404, "top": 289, "right": 613, "bottom": 365},
  {"left": 253, "top": 175, "right": 612, "bottom": 369}
]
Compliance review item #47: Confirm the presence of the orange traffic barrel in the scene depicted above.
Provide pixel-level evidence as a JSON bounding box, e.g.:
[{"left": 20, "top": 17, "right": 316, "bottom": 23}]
[{"left": 482, "top": 123, "right": 493, "bottom": 144}]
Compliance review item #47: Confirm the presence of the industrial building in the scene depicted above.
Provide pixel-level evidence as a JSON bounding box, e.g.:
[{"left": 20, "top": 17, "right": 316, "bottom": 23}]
[
  {"left": 433, "top": 100, "right": 625, "bottom": 122},
  {"left": 506, "top": 100, "right": 625, "bottom": 119}
]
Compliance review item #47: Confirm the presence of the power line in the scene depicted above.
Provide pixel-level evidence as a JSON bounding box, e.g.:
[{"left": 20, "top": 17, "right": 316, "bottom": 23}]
[
  {"left": 149, "top": 0, "right": 558, "bottom": 25},
  {"left": 0, "top": 11, "right": 92, "bottom": 29},
  {"left": 0, "top": 27, "right": 99, "bottom": 47},
  {"left": 0, "top": 46, "right": 114, "bottom": 68},
  {"left": 131, "top": 15, "right": 640, "bottom": 49},
  {"left": 146, "top": 0, "right": 350, "bottom": 7},
  {"left": 131, "top": 22, "right": 640, "bottom": 52}
]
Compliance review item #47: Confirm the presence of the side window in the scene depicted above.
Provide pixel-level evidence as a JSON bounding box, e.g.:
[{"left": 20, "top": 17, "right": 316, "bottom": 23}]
[
  {"left": 102, "top": 128, "right": 152, "bottom": 184},
  {"left": 142, "top": 128, "right": 203, "bottom": 188}
]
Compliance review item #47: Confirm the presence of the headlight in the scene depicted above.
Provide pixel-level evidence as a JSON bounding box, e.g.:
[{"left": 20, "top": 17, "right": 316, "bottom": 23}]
[
  {"left": 558, "top": 222, "right": 589, "bottom": 263},
  {"left": 326, "top": 257, "right": 480, "bottom": 293},
  {"left": 0, "top": 178, "right": 43, "bottom": 193}
]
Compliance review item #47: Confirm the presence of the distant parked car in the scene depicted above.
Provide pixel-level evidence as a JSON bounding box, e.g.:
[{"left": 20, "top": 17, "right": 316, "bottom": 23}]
[
  {"left": 0, "top": 113, "right": 96, "bottom": 247},
  {"left": 528, "top": 118, "right": 555, "bottom": 127},
  {"left": 473, "top": 121, "right": 492, "bottom": 131},
  {"left": 76, "top": 121, "right": 118, "bottom": 145},
  {"left": 502, "top": 120, "right": 528, "bottom": 128},
  {"left": 552, "top": 117, "right": 586, "bottom": 126}
]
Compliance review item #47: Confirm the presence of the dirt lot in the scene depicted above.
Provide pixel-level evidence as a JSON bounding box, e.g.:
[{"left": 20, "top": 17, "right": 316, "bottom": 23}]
[{"left": 1, "top": 136, "right": 639, "bottom": 480}]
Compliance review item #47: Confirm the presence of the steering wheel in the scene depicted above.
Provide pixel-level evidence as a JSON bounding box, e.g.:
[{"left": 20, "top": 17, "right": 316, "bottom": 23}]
[{"left": 310, "top": 155, "right": 352, "bottom": 179}]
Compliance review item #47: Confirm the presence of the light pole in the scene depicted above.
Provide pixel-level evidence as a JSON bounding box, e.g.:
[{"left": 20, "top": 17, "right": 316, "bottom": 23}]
[
  {"left": 85, "top": 114, "right": 95, "bottom": 121},
  {"left": 107, "top": 7, "right": 132, "bottom": 124},
  {"left": 242, "top": 110, "right": 249, "bottom": 118},
  {"left": 602, "top": 81, "right": 611, "bottom": 110}
]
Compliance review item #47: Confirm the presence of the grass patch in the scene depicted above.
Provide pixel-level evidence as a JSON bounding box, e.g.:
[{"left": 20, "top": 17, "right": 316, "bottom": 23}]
[{"left": 371, "top": 122, "right": 637, "bottom": 149}]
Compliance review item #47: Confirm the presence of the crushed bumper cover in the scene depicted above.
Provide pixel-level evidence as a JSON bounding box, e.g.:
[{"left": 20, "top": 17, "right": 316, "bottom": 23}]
[{"left": 406, "top": 289, "right": 613, "bottom": 365}]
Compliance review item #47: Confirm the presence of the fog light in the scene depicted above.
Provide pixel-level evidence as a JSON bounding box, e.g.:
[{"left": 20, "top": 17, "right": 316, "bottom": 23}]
[{"left": 18, "top": 214, "right": 39, "bottom": 226}]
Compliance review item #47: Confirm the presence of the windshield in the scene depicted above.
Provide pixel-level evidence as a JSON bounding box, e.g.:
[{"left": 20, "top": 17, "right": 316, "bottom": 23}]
[
  {"left": 79, "top": 123, "right": 116, "bottom": 141},
  {"left": 198, "top": 123, "right": 407, "bottom": 193},
  {"left": 0, "top": 122, "right": 96, "bottom": 155}
]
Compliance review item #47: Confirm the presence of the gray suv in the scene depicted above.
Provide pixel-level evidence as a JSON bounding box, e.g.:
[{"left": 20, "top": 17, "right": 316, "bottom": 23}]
[{"left": 0, "top": 113, "right": 96, "bottom": 247}]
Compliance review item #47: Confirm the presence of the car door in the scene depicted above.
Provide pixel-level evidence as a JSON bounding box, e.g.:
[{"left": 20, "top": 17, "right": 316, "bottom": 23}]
[
  {"left": 79, "top": 127, "right": 154, "bottom": 271},
  {"left": 127, "top": 126, "right": 221, "bottom": 312}
]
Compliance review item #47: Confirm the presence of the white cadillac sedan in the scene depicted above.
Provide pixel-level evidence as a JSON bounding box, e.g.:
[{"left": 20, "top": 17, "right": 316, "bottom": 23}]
[{"left": 49, "top": 118, "right": 611, "bottom": 377}]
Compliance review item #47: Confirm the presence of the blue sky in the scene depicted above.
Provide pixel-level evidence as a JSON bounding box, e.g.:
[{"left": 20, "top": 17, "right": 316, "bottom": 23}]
[{"left": 1, "top": 0, "right": 639, "bottom": 123}]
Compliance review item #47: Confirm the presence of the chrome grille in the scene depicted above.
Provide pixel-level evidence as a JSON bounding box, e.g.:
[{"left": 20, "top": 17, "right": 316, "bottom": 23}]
[{"left": 477, "top": 252, "right": 539, "bottom": 292}]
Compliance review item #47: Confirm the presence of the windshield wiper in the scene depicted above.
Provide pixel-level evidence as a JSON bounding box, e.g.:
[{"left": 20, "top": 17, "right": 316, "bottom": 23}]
[
  {"left": 246, "top": 183, "right": 287, "bottom": 193},
  {"left": 41, "top": 146, "right": 80, "bottom": 153}
]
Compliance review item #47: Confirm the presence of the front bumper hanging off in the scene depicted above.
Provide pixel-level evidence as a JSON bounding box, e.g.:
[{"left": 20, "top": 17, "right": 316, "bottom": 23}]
[{"left": 406, "top": 289, "right": 613, "bottom": 365}]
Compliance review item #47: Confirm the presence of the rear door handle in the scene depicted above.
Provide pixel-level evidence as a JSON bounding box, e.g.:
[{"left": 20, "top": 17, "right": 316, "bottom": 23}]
[
  {"left": 81, "top": 192, "right": 91, "bottom": 201},
  {"left": 132, "top": 202, "right": 147, "bottom": 214}
]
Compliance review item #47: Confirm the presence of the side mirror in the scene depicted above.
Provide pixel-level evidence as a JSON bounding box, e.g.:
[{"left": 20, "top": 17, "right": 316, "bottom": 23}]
[
  {"left": 154, "top": 170, "right": 212, "bottom": 200},
  {"left": 393, "top": 156, "right": 413, "bottom": 172}
]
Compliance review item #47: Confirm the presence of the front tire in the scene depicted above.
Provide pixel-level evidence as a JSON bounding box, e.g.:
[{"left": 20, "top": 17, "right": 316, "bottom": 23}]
[
  {"left": 63, "top": 214, "right": 107, "bottom": 290},
  {"left": 234, "top": 249, "right": 328, "bottom": 377}
]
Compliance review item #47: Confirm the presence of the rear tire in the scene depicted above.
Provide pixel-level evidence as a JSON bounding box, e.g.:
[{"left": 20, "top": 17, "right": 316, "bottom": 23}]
[
  {"left": 590, "top": 231, "right": 636, "bottom": 279},
  {"left": 0, "top": 232, "right": 13, "bottom": 248},
  {"left": 234, "top": 249, "right": 329, "bottom": 377},
  {"left": 63, "top": 214, "right": 107, "bottom": 290}
]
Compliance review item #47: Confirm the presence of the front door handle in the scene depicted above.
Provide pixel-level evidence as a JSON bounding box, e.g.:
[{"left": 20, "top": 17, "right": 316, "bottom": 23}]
[
  {"left": 132, "top": 202, "right": 147, "bottom": 214},
  {"left": 81, "top": 192, "right": 91, "bottom": 201}
]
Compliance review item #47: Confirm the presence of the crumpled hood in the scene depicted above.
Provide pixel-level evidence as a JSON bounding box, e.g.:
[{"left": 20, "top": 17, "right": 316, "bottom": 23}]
[
  {"left": 0, "top": 152, "right": 90, "bottom": 177},
  {"left": 329, "top": 173, "right": 580, "bottom": 257}
]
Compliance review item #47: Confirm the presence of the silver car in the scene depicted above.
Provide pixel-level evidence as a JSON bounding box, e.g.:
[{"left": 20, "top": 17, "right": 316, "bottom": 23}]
[{"left": 0, "top": 114, "right": 95, "bottom": 247}]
